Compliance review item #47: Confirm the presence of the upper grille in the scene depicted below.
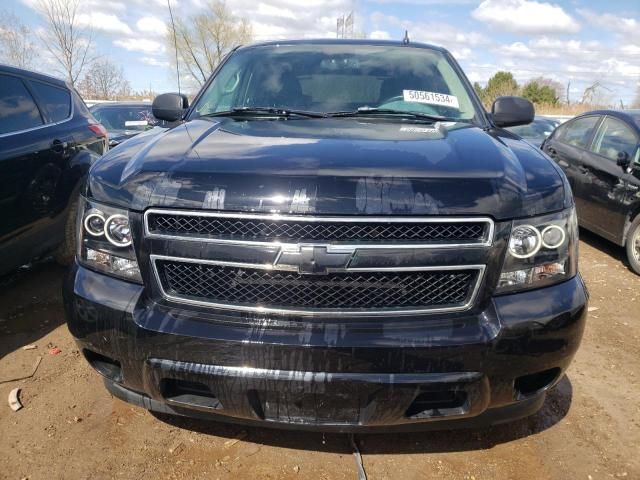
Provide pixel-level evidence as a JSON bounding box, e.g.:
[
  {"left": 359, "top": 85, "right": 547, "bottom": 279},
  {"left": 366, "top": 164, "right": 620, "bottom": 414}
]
[
  {"left": 146, "top": 212, "right": 489, "bottom": 243},
  {"left": 155, "top": 259, "right": 479, "bottom": 313}
]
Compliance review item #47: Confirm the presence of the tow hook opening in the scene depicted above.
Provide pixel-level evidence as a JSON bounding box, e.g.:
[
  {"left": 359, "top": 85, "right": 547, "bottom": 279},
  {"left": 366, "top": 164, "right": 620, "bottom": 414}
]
[
  {"left": 83, "top": 349, "right": 122, "bottom": 383},
  {"left": 159, "top": 378, "right": 223, "bottom": 410},
  {"left": 514, "top": 368, "right": 561, "bottom": 398},
  {"left": 405, "top": 390, "right": 468, "bottom": 418}
]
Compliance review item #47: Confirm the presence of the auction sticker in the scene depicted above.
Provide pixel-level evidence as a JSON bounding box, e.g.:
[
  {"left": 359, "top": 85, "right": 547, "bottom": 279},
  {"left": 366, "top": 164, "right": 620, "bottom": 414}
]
[{"left": 403, "top": 90, "right": 459, "bottom": 109}]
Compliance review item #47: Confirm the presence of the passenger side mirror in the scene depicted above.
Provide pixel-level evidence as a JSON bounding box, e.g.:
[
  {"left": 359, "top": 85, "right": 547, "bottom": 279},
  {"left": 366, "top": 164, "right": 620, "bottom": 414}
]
[
  {"left": 152, "top": 93, "right": 189, "bottom": 122},
  {"left": 491, "top": 96, "right": 535, "bottom": 128},
  {"left": 616, "top": 151, "right": 630, "bottom": 172}
]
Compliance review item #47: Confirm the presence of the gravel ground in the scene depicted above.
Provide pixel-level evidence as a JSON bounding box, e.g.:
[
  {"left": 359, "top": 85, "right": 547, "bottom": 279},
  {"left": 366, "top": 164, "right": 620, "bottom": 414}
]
[{"left": 1, "top": 229, "right": 639, "bottom": 480}]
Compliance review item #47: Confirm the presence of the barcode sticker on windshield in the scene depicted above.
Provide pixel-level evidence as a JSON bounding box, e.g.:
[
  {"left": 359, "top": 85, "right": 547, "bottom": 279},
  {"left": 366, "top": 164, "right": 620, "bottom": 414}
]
[
  {"left": 403, "top": 90, "right": 459, "bottom": 109},
  {"left": 124, "top": 120, "right": 148, "bottom": 127}
]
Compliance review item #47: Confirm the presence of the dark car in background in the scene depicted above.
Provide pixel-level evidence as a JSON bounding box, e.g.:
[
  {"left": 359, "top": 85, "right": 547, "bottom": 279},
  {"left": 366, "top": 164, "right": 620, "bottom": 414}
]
[
  {"left": 542, "top": 110, "right": 640, "bottom": 273},
  {"left": 65, "top": 40, "right": 587, "bottom": 431},
  {"left": 89, "top": 102, "right": 169, "bottom": 147},
  {"left": 0, "top": 65, "right": 107, "bottom": 277},
  {"left": 506, "top": 116, "right": 561, "bottom": 147}
]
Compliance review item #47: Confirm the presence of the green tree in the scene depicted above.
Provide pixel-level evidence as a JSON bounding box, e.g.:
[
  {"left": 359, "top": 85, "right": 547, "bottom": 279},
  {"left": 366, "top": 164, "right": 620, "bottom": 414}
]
[
  {"left": 483, "top": 71, "right": 519, "bottom": 104},
  {"left": 473, "top": 82, "right": 484, "bottom": 99},
  {"left": 521, "top": 81, "right": 559, "bottom": 105}
]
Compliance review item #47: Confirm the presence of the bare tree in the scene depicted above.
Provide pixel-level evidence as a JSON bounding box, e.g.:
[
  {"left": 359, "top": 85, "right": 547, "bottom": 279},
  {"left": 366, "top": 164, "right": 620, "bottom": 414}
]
[
  {"left": 38, "top": 0, "right": 94, "bottom": 86},
  {"left": 78, "top": 59, "right": 131, "bottom": 100},
  {"left": 167, "top": 0, "right": 252, "bottom": 88},
  {"left": 0, "top": 10, "right": 39, "bottom": 69}
]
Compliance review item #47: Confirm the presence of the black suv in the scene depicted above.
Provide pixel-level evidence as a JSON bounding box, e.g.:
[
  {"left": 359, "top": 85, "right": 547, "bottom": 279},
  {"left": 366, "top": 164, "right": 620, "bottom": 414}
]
[
  {"left": 542, "top": 110, "right": 640, "bottom": 273},
  {"left": 64, "top": 40, "right": 587, "bottom": 431},
  {"left": 0, "top": 65, "right": 107, "bottom": 276}
]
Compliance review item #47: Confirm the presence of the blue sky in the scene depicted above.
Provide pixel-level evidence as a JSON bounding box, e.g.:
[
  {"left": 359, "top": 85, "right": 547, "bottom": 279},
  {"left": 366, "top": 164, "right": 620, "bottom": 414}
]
[{"left": 9, "top": 0, "right": 640, "bottom": 104}]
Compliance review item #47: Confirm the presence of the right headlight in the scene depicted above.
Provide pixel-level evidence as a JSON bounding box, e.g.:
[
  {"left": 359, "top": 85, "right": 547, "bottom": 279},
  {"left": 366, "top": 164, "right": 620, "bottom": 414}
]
[
  {"left": 77, "top": 197, "right": 142, "bottom": 283},
  {"left": 496, "top": 207, "right": 578, "bottom": 294}
]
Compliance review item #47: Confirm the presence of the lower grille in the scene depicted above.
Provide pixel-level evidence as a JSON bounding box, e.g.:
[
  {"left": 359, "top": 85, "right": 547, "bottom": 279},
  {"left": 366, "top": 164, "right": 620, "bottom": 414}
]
[{"left": 155, "top": 259, "right": 479, "bottom": 314}]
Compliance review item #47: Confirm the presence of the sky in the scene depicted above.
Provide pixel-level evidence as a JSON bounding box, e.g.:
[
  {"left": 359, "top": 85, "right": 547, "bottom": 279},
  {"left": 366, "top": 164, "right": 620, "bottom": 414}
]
[{"left": 9, "top": 0, "right": 640, "bottom": 105}]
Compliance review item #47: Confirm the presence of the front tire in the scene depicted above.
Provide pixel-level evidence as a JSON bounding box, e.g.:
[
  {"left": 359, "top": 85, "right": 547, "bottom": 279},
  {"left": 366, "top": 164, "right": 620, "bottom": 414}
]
[
  {"left": 625, "top": 215, "right": 640, "bottom": 275},
  {"left": 55, "top": 197, "right": 78, "bottom": 266}
]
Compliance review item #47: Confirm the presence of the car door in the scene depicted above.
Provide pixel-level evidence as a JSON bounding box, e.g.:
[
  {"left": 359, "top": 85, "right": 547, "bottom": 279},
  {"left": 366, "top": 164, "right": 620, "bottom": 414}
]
[
  {"left": 0, "top": 73, "right": 72, "bottom": 273},
  {"left": 543, "top": 115, "right": 601, "bottom": 224},
  {"left": 581, "top": 115, "right": 640, "bottom": 244}
]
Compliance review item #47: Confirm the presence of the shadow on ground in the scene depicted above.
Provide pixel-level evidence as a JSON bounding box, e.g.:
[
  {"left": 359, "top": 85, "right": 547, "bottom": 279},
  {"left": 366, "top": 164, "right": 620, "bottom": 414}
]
[
  {"left": 579, "top": 227, "right": 628, "bottom": 266},
  {"left": 154, "top": 376, "right": 572, "bottom": 455},
  {"left": 0, "top": 260, "right": 68, "bottom": 360}
]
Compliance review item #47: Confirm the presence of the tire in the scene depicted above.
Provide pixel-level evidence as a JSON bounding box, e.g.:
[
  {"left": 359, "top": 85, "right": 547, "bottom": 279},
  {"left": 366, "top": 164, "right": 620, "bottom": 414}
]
[
  {"left": 54, "top": 197, "right": 79, "bottom": 266},
  {"left": 625, "top": 215, "right": 640, "bottom": 275}
]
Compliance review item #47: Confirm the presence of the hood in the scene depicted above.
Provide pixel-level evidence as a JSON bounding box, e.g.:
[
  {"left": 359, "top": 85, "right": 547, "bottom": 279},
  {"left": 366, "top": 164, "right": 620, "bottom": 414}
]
[{"left": 88, "top": 117, "right": 569, "bottom": 219}]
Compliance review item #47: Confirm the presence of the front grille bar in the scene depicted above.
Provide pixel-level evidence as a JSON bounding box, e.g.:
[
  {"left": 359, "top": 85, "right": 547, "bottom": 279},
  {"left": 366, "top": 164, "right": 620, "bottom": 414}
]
[
  {"left": 150, "top": 254, "right": 486, "bottom": 317},
  {"left": 144, "top": 209, "right": 495, "bottom": 249}
]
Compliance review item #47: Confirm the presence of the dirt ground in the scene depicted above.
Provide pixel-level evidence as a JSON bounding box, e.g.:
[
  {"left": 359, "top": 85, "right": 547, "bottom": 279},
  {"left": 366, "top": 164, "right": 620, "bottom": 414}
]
[{"left": 1, "top": 229, "right": 639, "bottom": 480}]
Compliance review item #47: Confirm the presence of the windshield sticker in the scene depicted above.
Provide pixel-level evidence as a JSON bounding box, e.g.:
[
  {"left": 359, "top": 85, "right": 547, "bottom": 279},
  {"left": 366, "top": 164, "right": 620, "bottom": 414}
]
[
  {"left": 125, "top": 120, "right": 149, "bottom": 127},
  {"left": 400, "top": 126, "right": 439, "bottom": 134},
  {"left": 403, "top": 90, "right": 459, "bottom": 109}
]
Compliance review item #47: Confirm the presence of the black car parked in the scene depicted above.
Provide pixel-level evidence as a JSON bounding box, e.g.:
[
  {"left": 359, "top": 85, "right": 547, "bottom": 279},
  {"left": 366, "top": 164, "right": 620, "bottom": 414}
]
[
  {"left": 64, "top": 40, "right": 587, "bottom": 431},
  {"left": 0, "top": 65, "right": 107, "bottom": 276},
  {"left": 89, "top": 102, "right": 169, "bottom": 147},
  {"left": 542, "top": 110, "right": 640, "bottom": 273}
]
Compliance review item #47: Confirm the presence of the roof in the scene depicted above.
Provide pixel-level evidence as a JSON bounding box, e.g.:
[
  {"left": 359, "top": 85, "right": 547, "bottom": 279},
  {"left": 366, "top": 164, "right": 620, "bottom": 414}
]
[
  {"left": 0, "top": 64, "right": 68, "bottom": 87},
  {"left": 238, "top": 38, "right": 448, "bottom": 54}
]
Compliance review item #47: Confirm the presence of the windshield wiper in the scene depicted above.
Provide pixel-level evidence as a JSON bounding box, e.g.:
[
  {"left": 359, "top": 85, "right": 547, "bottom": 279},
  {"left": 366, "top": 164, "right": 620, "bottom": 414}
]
[
  {"left": 204, "top": 107, "right": 327, "bottom": 119},
  {"left": 327, "top": 107, "right": 452, "bottom": 122}
]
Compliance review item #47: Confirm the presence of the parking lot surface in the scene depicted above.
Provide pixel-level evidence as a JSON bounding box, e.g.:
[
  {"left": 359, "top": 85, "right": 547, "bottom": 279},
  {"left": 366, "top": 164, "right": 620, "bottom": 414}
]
[{"left": 1, "top": 230, "right": 639, "bottom": 480}]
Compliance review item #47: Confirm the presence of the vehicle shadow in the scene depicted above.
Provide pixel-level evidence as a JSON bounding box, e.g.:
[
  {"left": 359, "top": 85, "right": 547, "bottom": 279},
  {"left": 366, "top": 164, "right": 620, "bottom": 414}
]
[
  {"left": 153, "top": 375, "right": 573, "bottom": 455},
  {"left": 579, "top": 227, "right": 629, "bottom": 266},
  {"left": 0, "top": 260, "right": 68, "bottom": 360}
]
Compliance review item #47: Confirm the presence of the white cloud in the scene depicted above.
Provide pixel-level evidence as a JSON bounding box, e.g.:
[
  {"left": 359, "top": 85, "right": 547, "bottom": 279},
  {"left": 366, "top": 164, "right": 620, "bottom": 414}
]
[
  {"left": 114, "top": 38, "right": 166, "bottom": 54},
  {"left": 497, "top": 42, "right": 536, "bottom": 58},
  {"left": 76, "top": 12, "right": 132, "bottom": 35},
  {"left": 369, "top": 30, "right": 391, "bottom": 40},
  {"left": 141, "top": 56, "right": 169, "bottom": 67},
  {"left": 472, "top": 0, "right": 580, "bottom": 34},
  {"left": 136, "top": 16, "right": 167, "bottom": 36}
]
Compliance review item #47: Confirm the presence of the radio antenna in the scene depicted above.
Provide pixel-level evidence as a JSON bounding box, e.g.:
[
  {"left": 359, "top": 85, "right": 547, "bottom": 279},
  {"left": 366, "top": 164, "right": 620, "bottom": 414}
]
[{"left": 167, "top": 0, "right": 181, "bottom": 94}]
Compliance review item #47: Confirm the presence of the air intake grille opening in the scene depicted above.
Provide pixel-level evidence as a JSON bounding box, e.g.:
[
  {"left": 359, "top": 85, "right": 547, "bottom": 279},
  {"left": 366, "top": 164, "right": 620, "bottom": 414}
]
[
  {"left": 147, "top": 213, "right": 488, "bottom": 243},
  {"left": 405, "top": 390, "right": 467, "bottom": 418},
  {"left": 156, "top": 260, "right": 478, "bottom": 311}
]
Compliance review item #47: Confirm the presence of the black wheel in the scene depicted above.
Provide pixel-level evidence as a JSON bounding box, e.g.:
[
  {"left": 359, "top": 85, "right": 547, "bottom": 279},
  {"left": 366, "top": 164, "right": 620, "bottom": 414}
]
[
  {"left": 54, "top": 197, "right": 79, "bottom": 266},
  {"left": 625, "top": 215, "right": 640, "bottom": 275}
]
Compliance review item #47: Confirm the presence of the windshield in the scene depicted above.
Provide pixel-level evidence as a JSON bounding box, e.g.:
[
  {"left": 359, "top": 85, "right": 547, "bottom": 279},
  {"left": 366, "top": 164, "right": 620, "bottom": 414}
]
[
  {"left": 191, "top": 44, "right": 483, "bottom": 124},
  {"left": 90, "top": 105, "right": 167, "bottom": 131}
]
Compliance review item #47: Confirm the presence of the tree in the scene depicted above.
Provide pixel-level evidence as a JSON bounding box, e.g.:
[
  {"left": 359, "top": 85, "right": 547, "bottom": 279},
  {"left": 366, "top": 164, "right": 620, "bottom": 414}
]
[
  {"left": 521, "top": 81, "right": 559, "bottom": 105},
  {"left": 38, "top": 0, "right": 94, "bottom": 86},
  {"left": 483, "top": 71, "right": 519, "bottom": 104},
  {"left": 168, "top": 0, "right": 252, "bottom": 88},
  {"left": 78, "top": 59, "right": 131, "bottom": 100},
  {"left": 0, "top": 10, "right": 39, "bottom": 69},
  {"left": 473, "top": 82, "right": 484, "bottom": 99}
]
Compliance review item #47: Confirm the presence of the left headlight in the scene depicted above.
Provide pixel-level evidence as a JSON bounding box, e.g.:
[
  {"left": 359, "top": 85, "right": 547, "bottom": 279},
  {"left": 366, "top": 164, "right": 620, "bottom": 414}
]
[
  {"left": 77, "top": 197, "right": 142, "bottom": 283},
  {"left": 496, "top": 207, "right": 578, "bottom": 294}
]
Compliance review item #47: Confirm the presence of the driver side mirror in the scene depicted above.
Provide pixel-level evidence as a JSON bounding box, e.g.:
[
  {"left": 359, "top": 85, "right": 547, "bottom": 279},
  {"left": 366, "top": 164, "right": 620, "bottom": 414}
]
[
  {"left": 152, "top": 93, "right": 189, "bottom": 122},
  {"left": 491, "top": 96, "right": 535, "bottom": 128},
  {"left": 617, "top": 151, "right": 631, "bottom": 172}
]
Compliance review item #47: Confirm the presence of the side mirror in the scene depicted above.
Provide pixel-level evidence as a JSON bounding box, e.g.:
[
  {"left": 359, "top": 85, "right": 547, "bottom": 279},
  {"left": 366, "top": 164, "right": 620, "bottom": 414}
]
[
  {"left": 491, "top": 96, "right": 535, "bottom": 128},
  {"left": 616, "top": 151, "right": 630, "bottom": 171},
  {"left": 152, "top": 93, "right": 189, "bottom": 122}
]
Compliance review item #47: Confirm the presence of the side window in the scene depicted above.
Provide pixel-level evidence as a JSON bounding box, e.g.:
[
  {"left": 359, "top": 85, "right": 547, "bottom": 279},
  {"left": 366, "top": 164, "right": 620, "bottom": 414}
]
[
  {"left": 0, "top": 74, "right": 43, "bottom": 134},
  {"left": 558, "top": 116, "right": 600, "bottom": 149},
  {"left": 591, "top": 116, "right": 638, "bottom": 162},
  {"left": 28, "top": 80, "right": 71, "bottom": 123}
]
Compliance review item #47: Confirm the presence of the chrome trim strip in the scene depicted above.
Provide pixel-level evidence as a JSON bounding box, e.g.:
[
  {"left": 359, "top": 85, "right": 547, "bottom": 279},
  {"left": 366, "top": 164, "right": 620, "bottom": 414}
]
[
  {"left": 143, "top": 209, "right": 495, "bottom": 249},
  {"left": 150, "top": 254, "right": 486, "bottom": 317}
]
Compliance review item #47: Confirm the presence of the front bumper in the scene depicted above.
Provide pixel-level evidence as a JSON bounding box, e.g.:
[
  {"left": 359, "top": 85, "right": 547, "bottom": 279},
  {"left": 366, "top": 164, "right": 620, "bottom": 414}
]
[{"left": 64, "top": 263, "right": 587, "bottom": 432}]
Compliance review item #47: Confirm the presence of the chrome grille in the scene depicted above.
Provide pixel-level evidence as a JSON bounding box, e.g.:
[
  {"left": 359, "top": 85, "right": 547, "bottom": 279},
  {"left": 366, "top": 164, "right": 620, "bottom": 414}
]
[
  {"left": 146, "top": 211, "right": 490, "bottom": 244},
  {"left": 156, "top": 259, "right": 478, "bottom": 313}
]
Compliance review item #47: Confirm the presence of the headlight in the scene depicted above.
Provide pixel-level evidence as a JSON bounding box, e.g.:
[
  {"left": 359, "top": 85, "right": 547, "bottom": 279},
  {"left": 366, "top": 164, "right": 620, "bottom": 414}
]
[
  {"left": 77, "top": 197, "right": 142, "bottom": 283},
  {"left": 497, "top": 207, "right": 578, "bottom": 294}
]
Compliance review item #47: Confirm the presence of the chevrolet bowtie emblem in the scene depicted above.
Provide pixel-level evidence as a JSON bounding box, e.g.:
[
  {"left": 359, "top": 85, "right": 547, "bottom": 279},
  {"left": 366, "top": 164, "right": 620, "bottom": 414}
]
[{"left": 275, "top": 245, "right": 355, "bottom": 274}]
